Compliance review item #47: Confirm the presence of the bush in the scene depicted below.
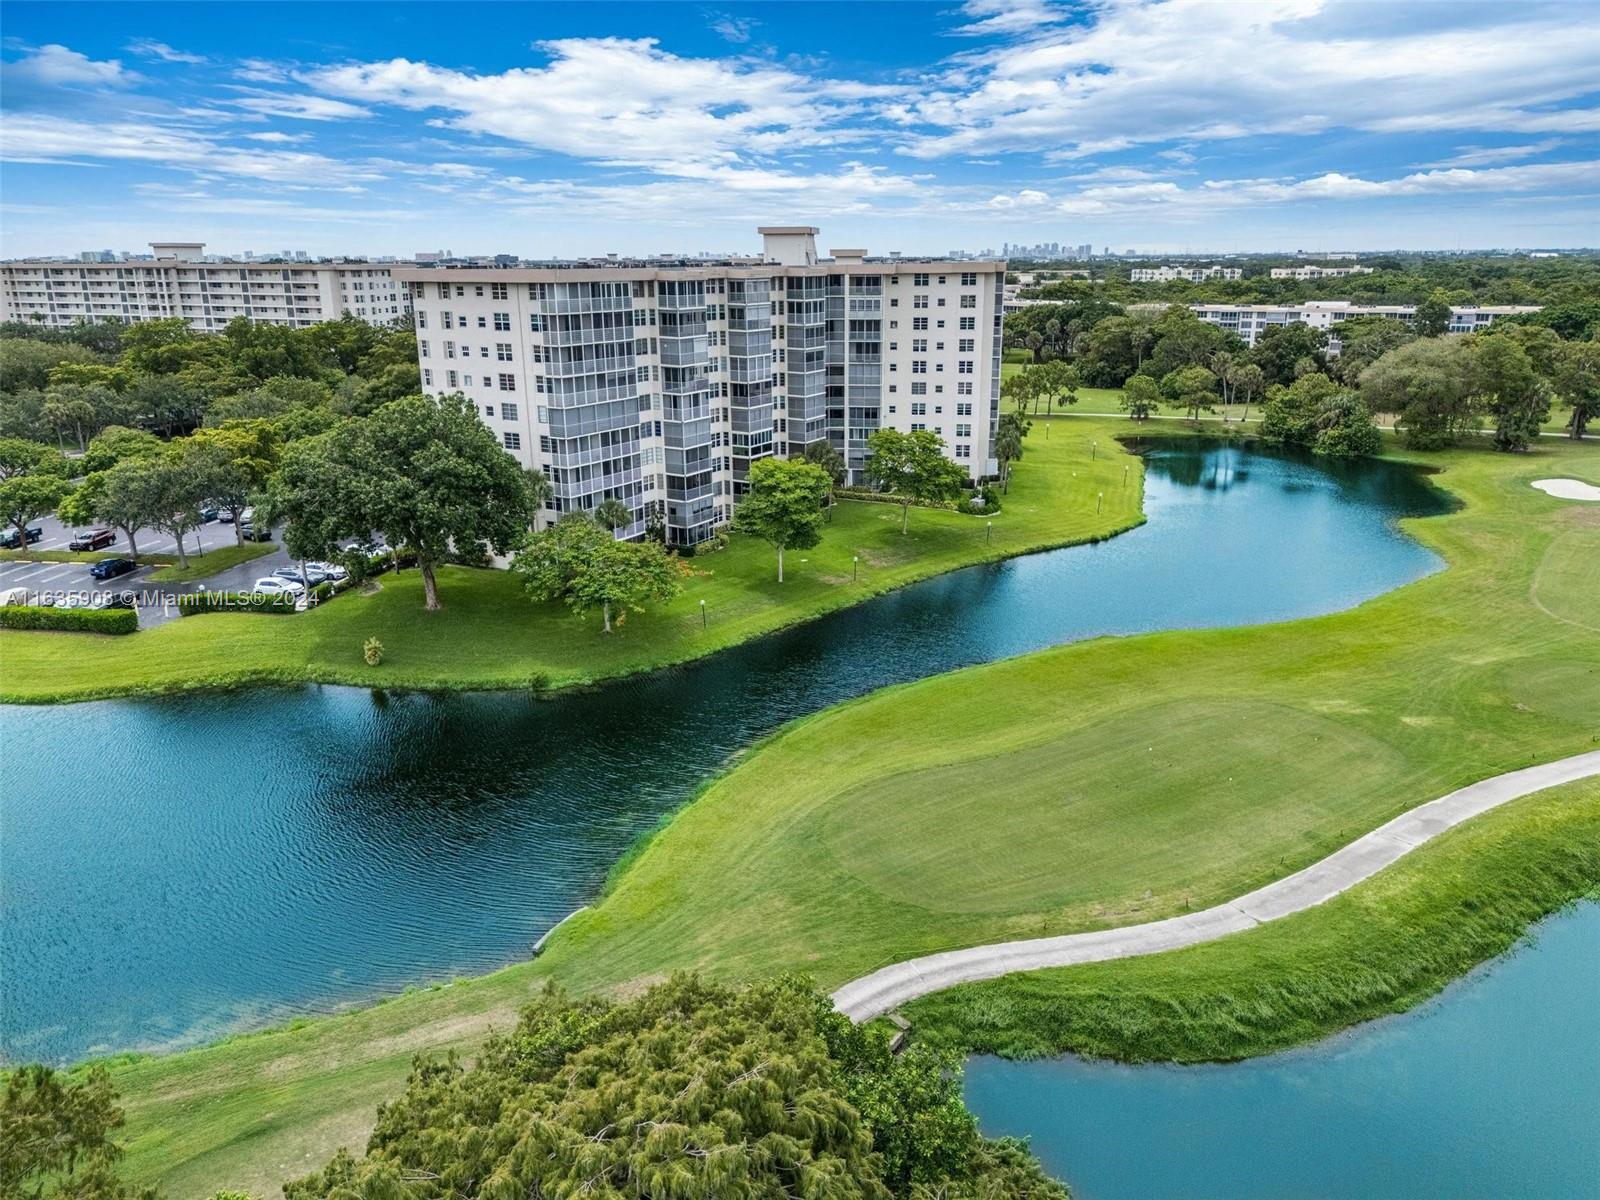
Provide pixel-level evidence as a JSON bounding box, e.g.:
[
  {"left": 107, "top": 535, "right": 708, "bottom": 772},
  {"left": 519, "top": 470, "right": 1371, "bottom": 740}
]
[
  {"left": 363, "top": 636, "right": 383, "bottom": 666},
  {"left": 0, "top": 604, "right": 137, "bottom": 634},
  {"left": 448, "top": 544, "right": 493, "bottom": 568},
  {"left": 177, "top": 591, "right": 297, "bottom": 616},
  {"left": 307, "top": 577, "right": 356, "bottom": 606},
  {"left": 957, "top": 484, "right": 1003, "bottom": 515}
]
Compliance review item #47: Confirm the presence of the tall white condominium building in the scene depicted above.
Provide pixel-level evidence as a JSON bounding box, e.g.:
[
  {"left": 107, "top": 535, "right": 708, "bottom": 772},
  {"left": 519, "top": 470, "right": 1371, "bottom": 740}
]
[
  {"left": 397, "top": 227, "right": 1006, "bottom": 549},
  {"left": 0, "top": 242, "right": 409, "bottom": 331},
  {"left": 1268, "top": 265, "right": 1376, "bottom": 279},
  {"left": 1130, "top": 265, "right": 1243, "bottom": 282},
  {"left": 1188, "top": 301, "right": 1542, "bottom": 348}
]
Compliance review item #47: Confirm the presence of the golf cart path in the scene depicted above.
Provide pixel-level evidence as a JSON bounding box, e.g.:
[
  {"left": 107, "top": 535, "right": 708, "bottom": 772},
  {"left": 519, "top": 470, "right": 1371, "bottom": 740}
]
[{"left": 832, "top": 749, "right": 1600, "bottom": 1022}]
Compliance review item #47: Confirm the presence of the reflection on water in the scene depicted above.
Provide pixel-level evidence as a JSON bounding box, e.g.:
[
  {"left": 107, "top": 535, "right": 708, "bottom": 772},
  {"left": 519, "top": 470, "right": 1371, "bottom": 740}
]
[
  {"left": 965, "top": 903, "right": 1600, "bottom": 1200},
  {"left": 1, "top": 440, "right": 1450, "bottom": 1064}
]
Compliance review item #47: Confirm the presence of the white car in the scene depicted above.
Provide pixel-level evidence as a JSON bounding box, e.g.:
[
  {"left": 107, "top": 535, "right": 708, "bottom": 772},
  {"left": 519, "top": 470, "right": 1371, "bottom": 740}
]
[
  {"left": 305, "top": 561, "right": 348, "bottom": 582},
  {"left": 251, "top": 576, "right": 305, "bottom": 598}
]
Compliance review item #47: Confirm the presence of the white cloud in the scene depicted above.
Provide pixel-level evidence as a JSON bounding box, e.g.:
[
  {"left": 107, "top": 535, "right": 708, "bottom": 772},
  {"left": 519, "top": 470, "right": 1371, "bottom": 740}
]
[
  {"left": 707, "top": 12, "right": 757, "bottom": 43},
  {"left": 1030, "top": 159, "right": 1600, "bottom": 216},
  {"left": 1425, "top": 139, "right": 1565, "bottom": 169},
  {"left": 126, "top": 39, "right": 207, "bottom": 65},
  {"left": 949, "top": 0, "right": 1071, "bottom": 38},
  {"left": 898, "top": 0, "right": 1600, "bottom": 159},
  {"left": 243, "top": 131, "right": 310, "bottom": 144},
  {"left": 6, "top": 44, "right": 141, "bottom": 88},
  {"left": 225, "top": 89, "right": 371, "bottom": 121},
  {"left": 0, "top": 112, "right": 384, "bottom": 186},
  {"left": 302, "top": 38, "right": 901, "bottom": 171}
]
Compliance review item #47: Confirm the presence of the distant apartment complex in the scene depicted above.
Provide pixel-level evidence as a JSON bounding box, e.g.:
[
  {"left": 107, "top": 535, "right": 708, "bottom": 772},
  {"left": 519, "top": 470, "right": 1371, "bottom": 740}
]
[
  {"left": 1187, "top": 301, "right": 1541, "bottom": 348},
  {"left": 0, "top": 242, "right": 409, "bottom": 331},
  {"left": 1130, "top": 265, "right": 1243, "bottom": 282},
  {"left": 1268, "top": 264, "right": 1375, "bottom": 280},
  {"left": 396, "top": 227, "right": 1006, "bottom": 548}
]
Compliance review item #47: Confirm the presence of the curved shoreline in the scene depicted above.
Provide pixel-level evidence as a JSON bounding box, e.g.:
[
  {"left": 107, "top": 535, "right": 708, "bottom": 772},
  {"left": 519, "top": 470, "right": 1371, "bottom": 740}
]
[{"left": 833, "top": 749, "right": 1600, "bottom": 1022}]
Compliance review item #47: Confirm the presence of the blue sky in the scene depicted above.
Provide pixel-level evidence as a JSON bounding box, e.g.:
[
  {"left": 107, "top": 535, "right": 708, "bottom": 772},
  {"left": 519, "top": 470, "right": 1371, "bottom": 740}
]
[{"left": 2, "top": 0, "right": 1597, "bottom": 259}]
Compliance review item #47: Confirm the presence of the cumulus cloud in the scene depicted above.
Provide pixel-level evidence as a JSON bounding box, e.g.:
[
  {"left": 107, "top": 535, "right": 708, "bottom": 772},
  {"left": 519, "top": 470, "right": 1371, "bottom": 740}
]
[
  {"left": 225, "top": 89, "right": 371, "bottom": 120},
  {"left": 5, "top": 44, "right": 141, "bottom": 88},
  {"left": 897, "top": 0, "right": 1600, "bottom": 158},
  {"left": 301, "top": 38, "right": 901, "bottom": 171}
]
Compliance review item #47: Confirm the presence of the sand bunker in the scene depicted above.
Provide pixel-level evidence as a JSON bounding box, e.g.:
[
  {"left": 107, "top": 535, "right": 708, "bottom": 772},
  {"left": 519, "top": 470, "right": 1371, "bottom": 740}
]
[{"left": 1532, "top": 478, "right": 1600, "bottom": 502}]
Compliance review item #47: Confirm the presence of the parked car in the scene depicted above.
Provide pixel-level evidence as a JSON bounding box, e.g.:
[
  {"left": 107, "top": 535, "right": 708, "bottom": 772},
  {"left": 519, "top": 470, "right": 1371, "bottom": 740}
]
[
  {"left": 88, "top": 557, "right": 138, "bottom": 581},
  {"left": 94, "top": 590, "right": 138, "bottom": 610},
  {"left": 197, "top": 505, "right": 219, "bottom": 523},
  {"left": 305, "top": 560, "right": 348, "bottom": 582},
  {"left": 239, "top": 506, "right": 255, "bottom": 525},
  {"left": 0, "top": 524, "right": 44, "bottom": 549},
  {"left": 251, "top": 576, "right": 304, "bottom": 598},
  {"left": 69, "top": 528, "right": 116, "bottom": 552},
  {"left": 239, "top": 523, "right": 274, "bottom": 542},
  {"left": 274, "top": 565, "right": 329, "bottom": 586}
]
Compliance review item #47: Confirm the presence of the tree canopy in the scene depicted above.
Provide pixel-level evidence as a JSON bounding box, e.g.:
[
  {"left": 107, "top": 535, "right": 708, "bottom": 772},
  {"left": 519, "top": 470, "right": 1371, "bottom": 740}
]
[
  {"left": 866, "top": 429, "right": 969, "bottom": 534},
  {"left": 285, "top": 974, "right": 1064, "bottom": 1200},
  {"left": 514, "top": 513, "right": 687, "bottom": 632},
  {"left": 732, "top": 456, "right": 831, "bottom": 581}
]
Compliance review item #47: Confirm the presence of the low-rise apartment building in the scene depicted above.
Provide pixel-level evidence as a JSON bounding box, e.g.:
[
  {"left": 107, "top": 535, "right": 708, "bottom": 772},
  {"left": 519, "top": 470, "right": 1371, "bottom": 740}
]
[
  {"left": 1268, "top": 265, "right": 1375, "bottom": 279},
  {"left": 395, "top": 227, "right": 1006, "bottom": 548},
  {"left": 1130, "top": 264, "right": 1243, "bottom": 283},
  {"left": 1, "top": 242, "right": 410, "bottom": 331},
  {"left": 1188, "top": 301, "right": 1541, "bottom": 349}
]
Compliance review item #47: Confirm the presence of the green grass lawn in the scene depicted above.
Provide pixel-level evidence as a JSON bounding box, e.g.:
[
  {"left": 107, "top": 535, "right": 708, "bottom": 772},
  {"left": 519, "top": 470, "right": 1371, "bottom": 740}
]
[
  {"left": 0, "top": 429, "right": 1144, "bottom": 703},
  {"left": 532, "top": 431, "right": 1600, "bottom": 999},
  {"left": 91, "top": 427, "right": 1600, "bottom": 1199},
  {"left": 907, "top": 776, "right": 1600, "bottom": 1062}
]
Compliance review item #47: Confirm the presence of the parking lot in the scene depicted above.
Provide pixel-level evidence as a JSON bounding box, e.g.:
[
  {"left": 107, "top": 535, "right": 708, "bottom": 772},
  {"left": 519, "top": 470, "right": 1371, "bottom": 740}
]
[{"left": 0, "top": 514, "right": 294, "bottom": 628}]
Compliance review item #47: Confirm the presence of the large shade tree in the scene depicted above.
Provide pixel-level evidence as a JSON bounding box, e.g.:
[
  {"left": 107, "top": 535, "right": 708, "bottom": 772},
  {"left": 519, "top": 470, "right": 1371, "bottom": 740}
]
[
  {"left": 732, "top": 456, "right": 831, "bottom": 581},
  {"left": 866, "top": 428, "right": 968, "bottom": 534},
  {"left": 514, "top": 513, "right": 685, "bottom": 632},
  {"left": 275, "top": 393, "right": 536, "bottom": 610}
]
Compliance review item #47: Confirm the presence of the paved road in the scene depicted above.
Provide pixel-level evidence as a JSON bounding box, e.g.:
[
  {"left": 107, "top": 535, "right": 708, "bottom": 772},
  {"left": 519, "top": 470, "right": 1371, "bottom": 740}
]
[
  {"left": 0, "top": 513, "right": 291, "bottom": 627},
  {"left": 831, "top": 749, "right": 1600, "bottom": 1022}
]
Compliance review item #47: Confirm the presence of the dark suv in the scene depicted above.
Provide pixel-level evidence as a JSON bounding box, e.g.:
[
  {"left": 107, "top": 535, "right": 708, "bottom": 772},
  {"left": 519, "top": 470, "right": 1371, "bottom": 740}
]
[
  {"left": 69, "top": 528, "right": 116, "bottom": 551},
  {"left": 88, "top": 557, "right": 138, "bottom": 580},
  {"left": 0, "top": 524, "right": 43, "bottom": 549}
]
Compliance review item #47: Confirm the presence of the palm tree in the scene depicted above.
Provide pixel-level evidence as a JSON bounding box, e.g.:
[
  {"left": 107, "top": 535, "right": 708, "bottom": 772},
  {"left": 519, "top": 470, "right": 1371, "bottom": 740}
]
[
  {"left": 804, "top": 440, "right": 846, "bottom": 521},
  {"left": 995, "top": 422, "right": 1024, "bottom": 493},
  {"left": 594, "top": 496, "right": 631, "bottom": 536},
  {"left": 1026, "top": 331, "right": 1044, "bottom": 364}
]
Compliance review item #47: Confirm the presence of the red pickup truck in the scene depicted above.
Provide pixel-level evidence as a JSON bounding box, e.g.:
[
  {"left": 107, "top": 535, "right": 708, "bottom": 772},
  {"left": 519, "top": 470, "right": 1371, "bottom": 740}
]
[{"left": 68, "top": 528, "right": 117, "bottom": 551}]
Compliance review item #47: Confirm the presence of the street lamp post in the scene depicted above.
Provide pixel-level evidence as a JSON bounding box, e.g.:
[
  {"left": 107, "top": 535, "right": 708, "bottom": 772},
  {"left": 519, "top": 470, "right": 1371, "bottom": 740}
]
[
  {"left": 986, "top": 520, "right": 992, "bottom": 544},
  {"left": 852, "top": 555, "right": 859, "bottom": 582},
  {"left": 699, "top": 598, "right": 706, "bottom": 628},
  {"left": 1097, "top": 491, "right": 1103, "bottom": 513}
]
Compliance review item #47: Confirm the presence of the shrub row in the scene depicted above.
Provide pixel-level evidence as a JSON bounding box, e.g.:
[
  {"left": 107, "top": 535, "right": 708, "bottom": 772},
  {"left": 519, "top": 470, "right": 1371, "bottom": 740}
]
[
  {"left": 308, "top": 576, "right": 358, "bottom": 605},
  {"left": 0, "top": 604, "right": 138, "bottom": 634},
  {"left": 836, "top": 485, "right": 1000, "bottom": 515},
  {"left": 178, "top": 591, "right": 298, "bottom": 616}
]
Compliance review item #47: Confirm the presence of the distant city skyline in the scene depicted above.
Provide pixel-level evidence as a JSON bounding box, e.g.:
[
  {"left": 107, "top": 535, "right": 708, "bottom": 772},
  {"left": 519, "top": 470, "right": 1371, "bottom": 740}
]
[{"left": 2, "top": 0, "right": 1598, "bottom": 258}]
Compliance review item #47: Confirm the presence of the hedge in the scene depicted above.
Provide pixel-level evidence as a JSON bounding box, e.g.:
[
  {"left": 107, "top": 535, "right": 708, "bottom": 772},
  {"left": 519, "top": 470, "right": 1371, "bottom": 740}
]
[
  {"left": 178, "top": 591, "right": 298, "bottom": 616},
  {"left": 0, "top": 604, "right": 138, "bottom": 634}
]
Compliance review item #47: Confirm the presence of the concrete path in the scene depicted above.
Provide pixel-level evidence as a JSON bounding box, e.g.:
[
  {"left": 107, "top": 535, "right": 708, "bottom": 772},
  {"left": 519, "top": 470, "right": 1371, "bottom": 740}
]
[{"left": 832, "top": 749, "right": 1600, "bottom": 1022}]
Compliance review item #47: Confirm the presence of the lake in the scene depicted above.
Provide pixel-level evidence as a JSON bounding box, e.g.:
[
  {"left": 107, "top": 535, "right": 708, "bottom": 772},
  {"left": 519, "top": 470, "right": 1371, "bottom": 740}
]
[
  {"left": 964, "top": 901, "right": 1600, "bottom": 1200},
  {"left": 1, "top": 438, "right": 1451, "bottom": 1064}
]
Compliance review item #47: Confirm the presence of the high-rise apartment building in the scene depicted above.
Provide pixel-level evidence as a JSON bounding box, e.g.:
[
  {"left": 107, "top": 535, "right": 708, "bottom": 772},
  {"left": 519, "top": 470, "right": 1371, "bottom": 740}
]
[
  {"left": 0, "top": 242, "right": 410, "bottom": 331},
  {"left": 396, "top": 227, "right": 1006, "bottom": 548}
]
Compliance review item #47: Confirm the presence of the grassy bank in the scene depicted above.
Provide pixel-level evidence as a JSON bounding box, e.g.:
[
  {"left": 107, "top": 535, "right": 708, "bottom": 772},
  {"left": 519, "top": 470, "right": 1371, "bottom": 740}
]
[
  {"left": 907, "top": 777, "right": 1600, "bottom": 1061},
  {"left": 91, "top": 427, "right": 1599, "bottom": 1198},
  {"left": 0, "top": 423, "right": 1143, "bottom": 703},
  {"left": 530, "top": 434, "right": 1599, "bottom": 998}
]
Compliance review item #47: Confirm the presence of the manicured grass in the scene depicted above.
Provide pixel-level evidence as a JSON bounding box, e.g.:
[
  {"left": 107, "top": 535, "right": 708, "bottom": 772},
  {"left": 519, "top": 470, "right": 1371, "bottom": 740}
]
[
  {"left": 142, "top": 541, "right": 277, "bottom": 583},
  {"left": 93, "top": 428, "right": 1600, "bottom": 1199},
  {"left": 0, "top": 548, "right": 155, "bottom": 564},
  {"left": 529, "top": 435, "right": 1599, "bottom": 1001},
  {"left": 907, "top": 778, "right": 1600, "bottom": 1062},
  {"left": 0, "top": 428, "right": 1144, "bottom": 703}
]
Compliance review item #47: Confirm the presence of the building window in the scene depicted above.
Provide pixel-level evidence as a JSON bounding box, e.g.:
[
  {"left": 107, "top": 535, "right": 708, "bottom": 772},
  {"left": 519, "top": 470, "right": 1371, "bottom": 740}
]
[
  {"left": 912, "top": 339, "right": 927, "bottom": 352},
  {"left": 498, "top": 374, "right": 516, "bottom": 392},
  {"left": 957, "top": 401, "right": 973, "bottom": 415},
  {"left": 491, "top": 282, "right": 508, "bottom": 300},
  {"left": 493, "top": 312, "right": 510, "bottom": 331},
  {"left": 496, "top": 342, "right": 513, "bottom": 361},
  {"left": 503, "top": 431, "right": 521, "bottom": 450},
  {"left": 956, "top": 423, "right": 972, "bottom": 438},
  {"left": 961, "top": 272, "right": 978, "bottom": 286},
  {"left": 911, "top": 382, "right": 927, "bottom": 395},
  {"left": 959, "top": 295, "right": 976, "bottom": 308},
  {"left": 912, "top": 360, "right": 927, "bottom": 374},
  {"left": 955, "top": 444, "right": 971, "bottom": 459},
  {"left": 913, "top": 294, "right": 929, "bottom": 309},
  {"left": 416, "top": 311, "right": 428, "bottom": 329},
  {"left": 447, "top": 370, "right": 459, "bottom": 388},
  {"left": 913, "top": 317, "right": 928, "bottom": 330},
  {"left": 419, "top": 340, "right": 430, "bottom": 357},
  {"left": 911, "top": 402, "right": 926, "bottom": 416},
  {"left": 502, "top": 402, "right": 519, "bottom": 420},
  {"left": 422, "top": 368, "right": 433, "bottom": 386},
  {"left": 960, "top": 316, "right": 975, "bottom": 330},
  {"left": 959, "top": 339, "right": 975, "bottom": 352},
  {"left": 913, "top": 272, "right": 929, "bottom": 286}
]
